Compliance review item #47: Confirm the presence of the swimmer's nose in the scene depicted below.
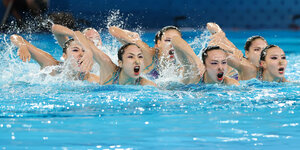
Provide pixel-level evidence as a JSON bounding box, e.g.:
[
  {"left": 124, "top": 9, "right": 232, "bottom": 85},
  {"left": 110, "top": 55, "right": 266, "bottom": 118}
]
[
  {"left": 218, "top": 63, "right": 223, "bottom": 69},
  {"left": 134, "top": 58, "right": 140, "bottom": 64}
]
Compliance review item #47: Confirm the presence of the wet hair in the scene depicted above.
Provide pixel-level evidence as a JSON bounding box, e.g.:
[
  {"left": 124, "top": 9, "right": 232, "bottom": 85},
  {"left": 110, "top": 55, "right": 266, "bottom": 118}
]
[
  {"left": 118, "top": 43, "right": 140, "bottom": 61},
  {"left": 244, "top": 35, "right": 267, "bottom": 51},
  {"left": 259, "top": 44, "right": 278, "bottom": 62},
  {"left": 201, "top": 46, "right": 225, "bottom": 65},
  {"left": 155, "top": 26, "right": 181, "bottom": 44},
  {"left": 154, "top": 30, "right": 160, "bottom": 44},
  {"left": 63, "top": 38, "right": 75, "bottom": 54},
  {"left": 258, "top": 44, "right": 279, "bottom": 78},
  {"left": 82, "top": 27, "right": 98, "bottom": 34}
]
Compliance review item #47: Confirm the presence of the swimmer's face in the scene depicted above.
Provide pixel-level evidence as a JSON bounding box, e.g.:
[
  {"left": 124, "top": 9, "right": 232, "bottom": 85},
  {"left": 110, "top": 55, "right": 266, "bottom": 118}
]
[
  {"left": 118, "top": 45, "right": 145, "bottom": 79},
  {"left": 261, "top": 47, "right": 287, "bottom": 79},
  {"left": 205, "top": 50, "right": 227, "bottom": 83},
  {"left": 63, "top": 41, "right": 85, "bottom": 68},
  {"left": 157, "top": 29, "right": 181, "bottom": 60},
  {"left": 84, "top": 29, "right": 102, "bottom": 47},
  {"left": 245, "top": 38, "right": 267, "bottom": 67}
]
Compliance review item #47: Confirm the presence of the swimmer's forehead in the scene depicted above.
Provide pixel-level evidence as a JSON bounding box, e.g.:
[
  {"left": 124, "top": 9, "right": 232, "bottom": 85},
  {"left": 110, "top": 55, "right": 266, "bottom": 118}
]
[
  {"left": 67, "top": 41, "right": 82, "bottom": 48},
  {"left": 162, "top": 29, "right": 181, "bottom": 38},
  {"left": 267, "top": 47, "right": 285, "bottom": 55},
  {"left": 206, "top": 50, "right": 226, "bottom": 60},
  {"left": 123, "top": 45, "right": 142, "bottom": 55},
  {"left": 250, "top": 38, "right": 267, "bottom": 47}
]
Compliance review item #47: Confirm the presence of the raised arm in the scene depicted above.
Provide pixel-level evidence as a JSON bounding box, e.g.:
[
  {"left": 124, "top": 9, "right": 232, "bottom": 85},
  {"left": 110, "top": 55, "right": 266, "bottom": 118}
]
[
  {"left": 206, "top": 23, "right": 257, "bottom": 79},
  {"left": 73, "top": 31, "right": 117, "bottom": 84},
  {"left": 207, "top": 22, "right": 243, "bottom": 58},
  {"left": 109, "top": 26, "right": 154, "bottom": 67},
  {"left": 51, "top": 24, "right": 75, "bottom": 48},
  {"left": 171, "top": 36, "right": 205, "bottom": 84},
  {"left": 10, "top": 34, "right": 59, "bottom": 69}
]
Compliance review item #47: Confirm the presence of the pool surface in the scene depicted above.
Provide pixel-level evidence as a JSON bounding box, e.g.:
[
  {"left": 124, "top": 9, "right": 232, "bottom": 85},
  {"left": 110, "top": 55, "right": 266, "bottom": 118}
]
[{"left": 0, "top": 29, "right": 300, "bottom": 149}]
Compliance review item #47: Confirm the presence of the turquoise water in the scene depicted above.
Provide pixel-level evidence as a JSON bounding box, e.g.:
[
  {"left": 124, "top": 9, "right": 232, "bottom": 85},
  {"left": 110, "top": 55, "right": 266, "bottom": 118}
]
[{"left": 0, "top": 30, "right": 300, "bottom": 149}]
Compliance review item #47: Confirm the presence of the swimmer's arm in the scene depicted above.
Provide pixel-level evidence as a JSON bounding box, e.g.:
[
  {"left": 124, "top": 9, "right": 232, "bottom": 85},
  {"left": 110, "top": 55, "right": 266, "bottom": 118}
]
[
  {"left": 51, "top": 24, "right": 75, "bottom": 48},
  {"left": 227, "top": 53, "right": 256, "bottom": 74},
  {"left": 172, "top": 36, "right": 205, "bottom": 84},
  {"left": 207, "top": 22, "right": 243, "bottom": 58},
  {"left": 108, "top": 26, "right": 139, "bottom": 44},
  {"left": 10, "top": 34, "right": 59, "bottom": 69},
  {"left": 109, "top": 26, "right": 154, "bottom": 66},
  {"left": 225, "top": 76, "right": 240, "bottom": 86},
  {"left": 141, "top": 78, "right": 157, "bottom": 87},
  {"left": 73, "top": 31, "right": 116, "bottom": 84}
]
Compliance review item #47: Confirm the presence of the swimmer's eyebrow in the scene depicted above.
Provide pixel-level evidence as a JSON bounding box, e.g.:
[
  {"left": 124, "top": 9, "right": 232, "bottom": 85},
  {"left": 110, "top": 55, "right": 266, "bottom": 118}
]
[
  {"left": 71, "top": 46, "right": 80, "bottom": 49},
  {"left": 127, "top": 52, "right": 136, "bottom": 55}
]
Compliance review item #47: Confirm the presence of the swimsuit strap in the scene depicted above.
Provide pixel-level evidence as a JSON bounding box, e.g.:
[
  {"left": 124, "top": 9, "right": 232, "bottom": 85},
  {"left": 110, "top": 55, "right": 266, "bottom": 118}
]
[
  {"left": 112, "top": 68, "right": 121, "bottom": 84},
  {"left": 103, "top": 68, "right": 121, "bottom": 85},
  {"left": 135, "top": 77, "right": 142, "bottom": 85},
  {"left": 197, "top": 72, "right": 205, "bottom": 84},
  {"left": 144, "top": 48, "right": 159, "bottom": 72},
  {"left": 78, "top": 72, "right": 86, "bottom": 80},
  {"left": 256, "top": 67, "right": 263, "bottom": 81}
]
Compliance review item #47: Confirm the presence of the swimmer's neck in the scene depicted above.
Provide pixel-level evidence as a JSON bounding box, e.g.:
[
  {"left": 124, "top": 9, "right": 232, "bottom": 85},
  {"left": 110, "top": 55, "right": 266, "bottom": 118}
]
[
  {"left": 262, "top": 70, "right": 283, "bottom": 82},
  {"left": 203, "top": 71, "right": 223, "bottom": 84},
  {"left": 118, "top": 70, "right": 138, "bottom": 85}
]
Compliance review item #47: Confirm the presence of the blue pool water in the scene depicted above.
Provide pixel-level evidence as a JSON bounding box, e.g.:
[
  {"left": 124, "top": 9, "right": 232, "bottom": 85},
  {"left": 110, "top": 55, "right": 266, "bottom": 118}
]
[{"left": 0, "top": 30, "right": 300, "bottom": 149}]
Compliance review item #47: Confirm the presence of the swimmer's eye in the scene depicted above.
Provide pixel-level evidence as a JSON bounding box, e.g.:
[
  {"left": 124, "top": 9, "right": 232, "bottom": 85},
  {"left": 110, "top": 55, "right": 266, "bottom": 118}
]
[
  {"left": 270, "top": 56, "right": 277, "bottom": 60},
  {"left": 254, "top": 48, "right": 260, "bottom": 51},
  {"left": 72, "top": 49, "right": 79, "bottom": 52},
  {"left": 211, "top": 62, "right": 218, "bottom": 65},
  {"left": 138, "top": 55, "right": 144, "bottom": 58},
  {"left": 282, "top": 56, "right": 286, "bottom": 59},
  {"left": 128, "top": 56, "right": 133, "bottom": 58},
  {"left": 222, "top": 61, "right": 227, "bottom": 64},
  {"left": 165, "top": 39, "right": 171, "bottom": 42}
]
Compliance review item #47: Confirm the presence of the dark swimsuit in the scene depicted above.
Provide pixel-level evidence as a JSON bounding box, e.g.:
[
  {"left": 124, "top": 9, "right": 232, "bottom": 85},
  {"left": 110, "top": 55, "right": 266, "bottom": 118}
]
[
  {"left": 103, "top": 68, "right": 142, "bottom": 85},
  {"left": 145, "top": 48, "right": 160, "bottom": 79}
]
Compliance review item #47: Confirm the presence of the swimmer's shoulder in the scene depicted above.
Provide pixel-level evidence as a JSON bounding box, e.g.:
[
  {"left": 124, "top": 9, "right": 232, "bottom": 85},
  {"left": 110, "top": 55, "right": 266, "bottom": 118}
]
[
  {"left": 140, "top": 77, "right": 157, "bottom": 87},
  {"left": 224, "top": 76, "right": 240, "bottom": 86}
]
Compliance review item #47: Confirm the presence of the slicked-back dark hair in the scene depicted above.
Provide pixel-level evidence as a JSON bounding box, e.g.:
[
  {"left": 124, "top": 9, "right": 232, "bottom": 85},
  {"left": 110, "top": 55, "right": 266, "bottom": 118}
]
[
  {"left": 63, "top": 38, "right": 75, "bottom": 54},
  {"left": 155, "top": 26, "right": 181, "bottom": 44},
  {"left": 259, "top": 44, "right": 278, "bottom": 62},
  {"left": 118, "top": 43, "right": 140, "bottom": 61},
  {"left": 201, "top": 46, "right": 225, "bottom": 65},
  {"left": 244, "top": 35, "right": 267, "bottom": 51}
]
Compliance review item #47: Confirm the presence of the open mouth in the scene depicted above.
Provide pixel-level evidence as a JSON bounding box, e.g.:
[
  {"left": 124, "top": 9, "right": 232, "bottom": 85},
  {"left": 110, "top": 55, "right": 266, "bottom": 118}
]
[
  {"left": 134, "top": 66, "right": 140, "bottom": 75},
  {"left": 169, "top": 49, "right": 175, "bottom": 58},
  {"left": 278, "top": 67, "right": 284, "bottom": 74},
  {"left": 217, "top": 72, "right": 224, "bottom": 81}
]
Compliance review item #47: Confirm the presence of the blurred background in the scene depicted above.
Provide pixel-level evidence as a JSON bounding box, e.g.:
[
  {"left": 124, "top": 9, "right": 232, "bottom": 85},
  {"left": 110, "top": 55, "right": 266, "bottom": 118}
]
[{"left": 0, "top": 0, "right": 300, "bottom": 32}]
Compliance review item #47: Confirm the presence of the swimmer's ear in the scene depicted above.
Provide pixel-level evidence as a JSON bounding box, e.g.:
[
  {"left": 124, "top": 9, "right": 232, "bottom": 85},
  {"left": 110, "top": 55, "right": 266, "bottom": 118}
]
[
  {"left": 245, "top": 51, "right": 249, "bottom": 58},
  {"left": 62, "top": 53, "right": 67, "bottom": 60},
  {"left": 157, "top": 39, "right": 162, "bottom": 48},
  {"left": 118, "top": 60, "right": 123, "bottom": 68},
  {"left": 260, "top": 60, "right": 266, "bottom": 69}
]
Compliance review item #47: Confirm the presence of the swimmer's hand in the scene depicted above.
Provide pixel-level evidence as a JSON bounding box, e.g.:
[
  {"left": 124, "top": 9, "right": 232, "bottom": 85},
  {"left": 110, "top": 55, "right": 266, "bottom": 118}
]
[
  {"left": 207, "top": 22, "right": 222, "bottom": 34},
  {"left": 17, "top": 45, "right": 31, "bottom": 62},
  {"left": 78, "top": 50, "right": 93, "bottom": 73}
]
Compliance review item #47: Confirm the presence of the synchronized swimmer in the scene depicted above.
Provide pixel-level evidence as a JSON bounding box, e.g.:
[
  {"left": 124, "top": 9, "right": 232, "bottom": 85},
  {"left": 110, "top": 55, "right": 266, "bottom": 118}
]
[{"left": 10, "top": 22, "right": 291, "bottom": 86}]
